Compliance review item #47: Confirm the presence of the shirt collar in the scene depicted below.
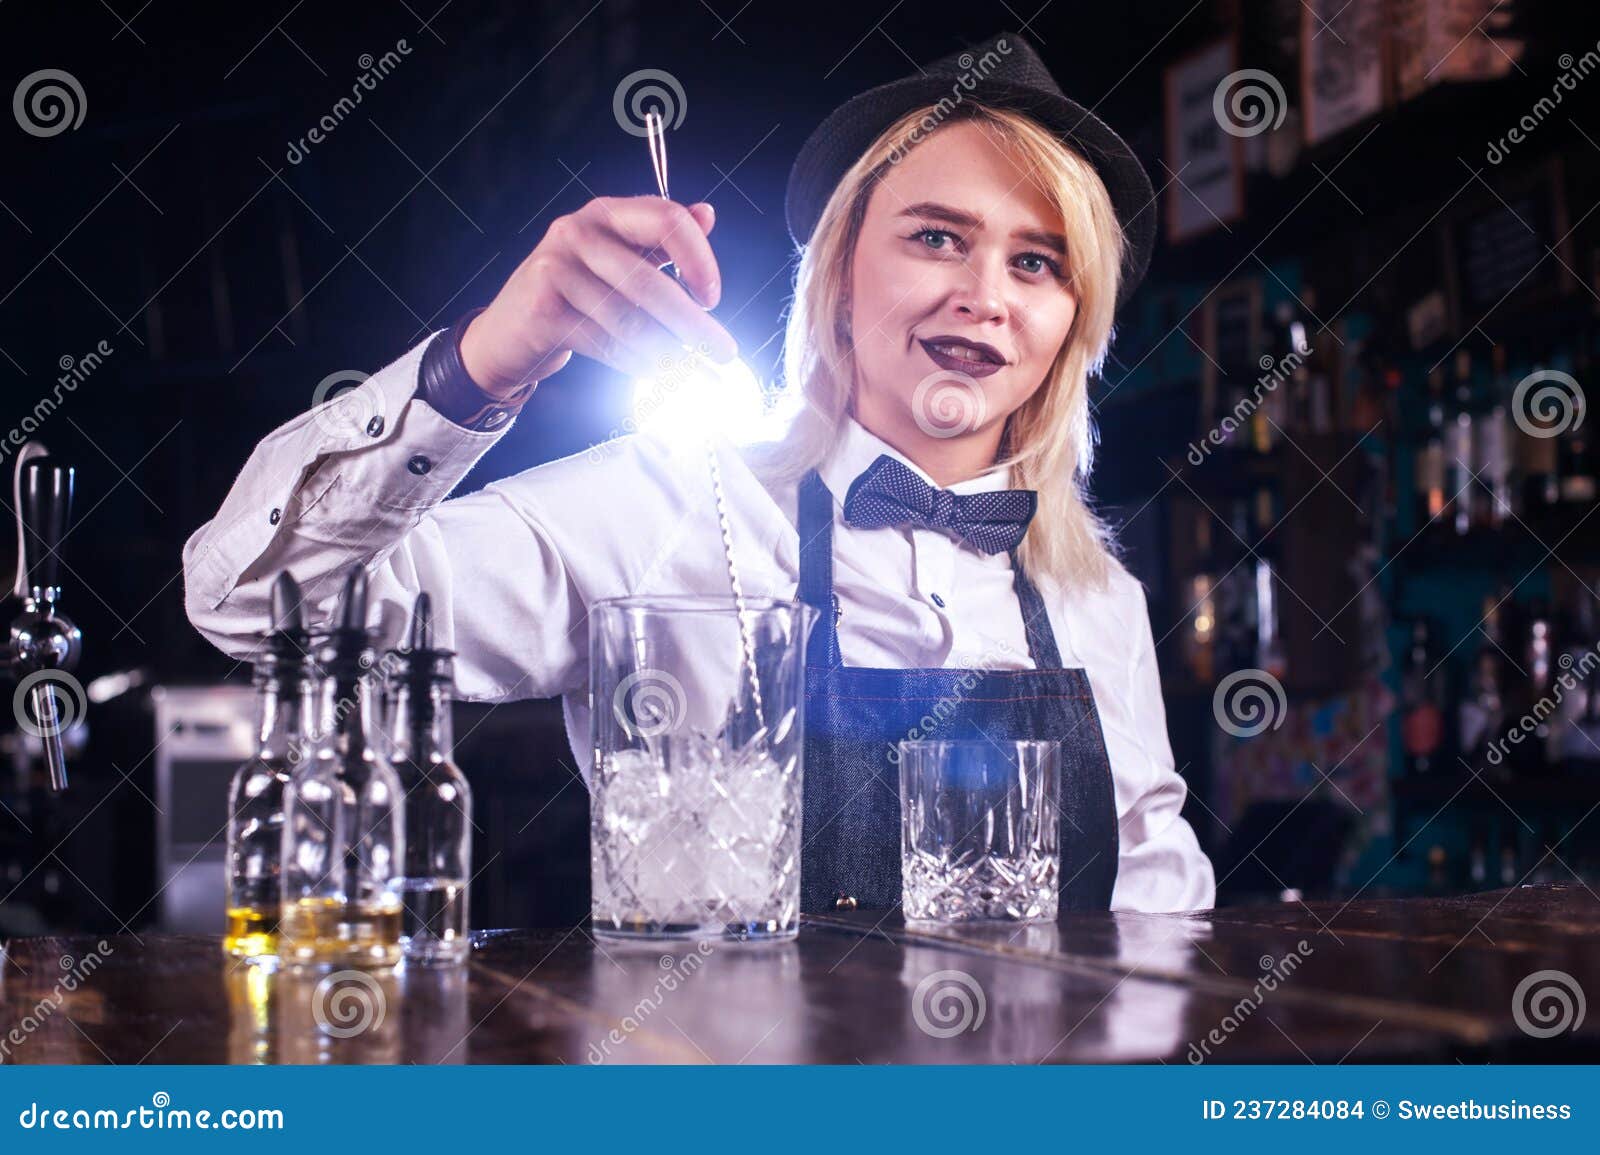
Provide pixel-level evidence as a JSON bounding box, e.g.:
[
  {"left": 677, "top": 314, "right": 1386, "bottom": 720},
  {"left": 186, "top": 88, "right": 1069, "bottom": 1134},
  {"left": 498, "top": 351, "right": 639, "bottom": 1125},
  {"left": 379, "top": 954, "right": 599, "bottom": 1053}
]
[{"left": 818, "top": 416, "right": 1014, "bottom": 505}]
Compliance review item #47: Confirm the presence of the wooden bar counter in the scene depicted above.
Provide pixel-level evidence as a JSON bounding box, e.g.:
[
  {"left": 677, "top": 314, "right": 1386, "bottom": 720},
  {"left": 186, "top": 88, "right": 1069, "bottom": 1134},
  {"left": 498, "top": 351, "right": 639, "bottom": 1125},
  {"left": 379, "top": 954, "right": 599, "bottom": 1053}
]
[{"left": 2, "top": 884, "right": 1595, "bottom": 1064}]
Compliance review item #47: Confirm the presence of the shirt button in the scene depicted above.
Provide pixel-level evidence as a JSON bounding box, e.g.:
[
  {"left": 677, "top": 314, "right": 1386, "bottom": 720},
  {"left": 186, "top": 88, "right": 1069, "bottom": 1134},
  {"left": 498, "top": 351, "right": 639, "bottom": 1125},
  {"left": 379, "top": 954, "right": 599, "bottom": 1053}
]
[
  {"left": 482, "top": 410, "right": 508, "bottom": 430},
  {"left": 930, "top": 592, "right": 946, "bottom": 608},
  {"left": 268, "top": 508, "right": 281, "bottom": 525},
  {"left": 833, "top": 894, "right": 857, "bottom": 911},
  {"left": 407, "top": 454, "right": 432, "bottom": 475},
  {"left": 366, "top": 415, "right": 385, "bottom": 437}
]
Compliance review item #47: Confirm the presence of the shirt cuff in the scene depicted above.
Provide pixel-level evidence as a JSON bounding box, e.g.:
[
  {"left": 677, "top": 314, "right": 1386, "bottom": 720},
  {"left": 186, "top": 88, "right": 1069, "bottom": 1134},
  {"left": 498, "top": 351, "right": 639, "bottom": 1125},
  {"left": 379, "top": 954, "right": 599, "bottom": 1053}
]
[
  {"left": 309, "top": 334, "right": 516, "bottom": 515},
  {"left": 418, "top": 307, "right": 537, "bottom": 430}
]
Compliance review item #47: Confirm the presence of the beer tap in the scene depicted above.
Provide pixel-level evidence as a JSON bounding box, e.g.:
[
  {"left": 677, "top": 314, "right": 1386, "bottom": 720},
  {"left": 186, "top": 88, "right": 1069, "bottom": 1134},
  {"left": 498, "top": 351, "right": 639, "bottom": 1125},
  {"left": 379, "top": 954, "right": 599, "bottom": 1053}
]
[{"left": 6, "top": 442, "right": 81, "bottom": 792}]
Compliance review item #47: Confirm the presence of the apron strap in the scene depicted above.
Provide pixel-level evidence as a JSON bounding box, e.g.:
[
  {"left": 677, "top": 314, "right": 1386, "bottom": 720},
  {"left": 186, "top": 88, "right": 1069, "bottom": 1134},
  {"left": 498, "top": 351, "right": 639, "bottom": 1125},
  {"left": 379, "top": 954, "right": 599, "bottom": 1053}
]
[
  {"left": 798, "top": 467, "right": 1061, "bottom": 670},
  {"left": 797, "top": 469, "right": 842, "bottom": 668},
  {"left": 1011, "top": 553, "right": 1064, "bottom": 669}
]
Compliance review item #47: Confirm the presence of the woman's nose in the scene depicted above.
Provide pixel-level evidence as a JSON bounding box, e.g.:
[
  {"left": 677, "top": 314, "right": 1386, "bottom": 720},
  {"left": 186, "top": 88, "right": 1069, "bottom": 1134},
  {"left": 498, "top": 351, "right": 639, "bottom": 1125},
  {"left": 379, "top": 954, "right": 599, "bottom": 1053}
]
[{"left": 950, "top": 255, "right": 1008, "bottom": 324}]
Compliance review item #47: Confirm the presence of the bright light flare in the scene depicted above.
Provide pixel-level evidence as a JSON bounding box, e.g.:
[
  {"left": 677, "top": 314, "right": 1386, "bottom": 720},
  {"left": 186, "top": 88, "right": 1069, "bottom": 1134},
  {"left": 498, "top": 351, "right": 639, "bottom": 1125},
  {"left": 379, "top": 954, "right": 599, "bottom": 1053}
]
[{"left": 630, "top": 346, "right": 800, "bottom": 444}]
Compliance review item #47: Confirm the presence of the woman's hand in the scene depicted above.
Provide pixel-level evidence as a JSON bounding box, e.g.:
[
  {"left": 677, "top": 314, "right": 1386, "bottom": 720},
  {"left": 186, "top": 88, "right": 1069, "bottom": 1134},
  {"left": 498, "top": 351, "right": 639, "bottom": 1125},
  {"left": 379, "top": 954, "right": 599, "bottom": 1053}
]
[{"left": 458, "top": 196, "right": 738, "bottom": 397}]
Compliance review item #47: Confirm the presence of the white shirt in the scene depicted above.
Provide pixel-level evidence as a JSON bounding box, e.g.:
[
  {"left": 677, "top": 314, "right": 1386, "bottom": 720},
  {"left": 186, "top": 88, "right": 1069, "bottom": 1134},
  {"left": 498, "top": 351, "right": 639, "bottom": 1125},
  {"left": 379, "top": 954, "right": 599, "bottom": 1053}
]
[{"left": 183, "top": 332, "right": 1216, "bottom": 913}]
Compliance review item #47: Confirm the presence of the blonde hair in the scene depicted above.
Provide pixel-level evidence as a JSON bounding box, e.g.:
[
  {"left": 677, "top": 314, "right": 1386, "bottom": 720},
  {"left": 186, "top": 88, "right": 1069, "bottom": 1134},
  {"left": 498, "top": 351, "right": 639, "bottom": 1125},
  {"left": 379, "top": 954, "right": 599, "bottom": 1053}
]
[{"left": 753, "top": 102, "right": 1127, "bottom": 591}]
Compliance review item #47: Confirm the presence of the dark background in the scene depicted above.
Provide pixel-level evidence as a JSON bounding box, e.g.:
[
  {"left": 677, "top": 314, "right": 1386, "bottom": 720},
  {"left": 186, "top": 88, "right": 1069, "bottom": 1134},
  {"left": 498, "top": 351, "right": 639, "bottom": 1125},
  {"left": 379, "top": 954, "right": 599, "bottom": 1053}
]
[{"left": 1, "top": 0, "right": 1596, "bottom": 935}]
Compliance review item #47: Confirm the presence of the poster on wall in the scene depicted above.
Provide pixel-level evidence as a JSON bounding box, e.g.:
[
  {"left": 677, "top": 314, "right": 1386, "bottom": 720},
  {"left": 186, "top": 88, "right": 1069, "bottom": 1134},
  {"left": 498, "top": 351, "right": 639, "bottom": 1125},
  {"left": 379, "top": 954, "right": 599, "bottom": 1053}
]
[
  {"left": 1164, "top": 37, "right": 1245, "bottom": 243},
  {"left": 1301, "top": 0, "right": 1385, "bottom": 146},
  {"left": 1442, "top": 156, "right": 1574, "bottom": 328},
  {"left": 1391, "top": 0, "right": 1525, "bottom": 102}
]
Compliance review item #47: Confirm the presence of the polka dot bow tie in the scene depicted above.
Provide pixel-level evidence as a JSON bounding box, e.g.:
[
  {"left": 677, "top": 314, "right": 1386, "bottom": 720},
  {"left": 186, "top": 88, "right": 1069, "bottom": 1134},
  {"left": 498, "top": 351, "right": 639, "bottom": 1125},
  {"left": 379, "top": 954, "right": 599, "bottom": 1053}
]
[{"left": 842, "top": 454, "right": 1038, "bottom": 555}]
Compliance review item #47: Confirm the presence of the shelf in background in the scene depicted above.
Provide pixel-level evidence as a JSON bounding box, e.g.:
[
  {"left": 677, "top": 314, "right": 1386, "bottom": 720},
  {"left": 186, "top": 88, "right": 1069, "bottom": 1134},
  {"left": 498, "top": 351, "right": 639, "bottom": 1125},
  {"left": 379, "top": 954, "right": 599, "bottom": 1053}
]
[
  {"left": 1393, "top": 506, "right": 1600, "bottom": 570},
  {"left": 1392, "top": 767, "right": 1600, "bottom": 811}
]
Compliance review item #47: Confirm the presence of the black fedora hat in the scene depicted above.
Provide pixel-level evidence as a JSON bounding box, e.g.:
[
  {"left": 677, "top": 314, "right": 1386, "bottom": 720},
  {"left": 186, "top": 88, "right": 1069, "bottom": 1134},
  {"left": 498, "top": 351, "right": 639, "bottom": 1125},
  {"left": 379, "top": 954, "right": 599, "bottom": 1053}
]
[{"left": 784, "top": 30, "right": 1156, "bottom": 309}]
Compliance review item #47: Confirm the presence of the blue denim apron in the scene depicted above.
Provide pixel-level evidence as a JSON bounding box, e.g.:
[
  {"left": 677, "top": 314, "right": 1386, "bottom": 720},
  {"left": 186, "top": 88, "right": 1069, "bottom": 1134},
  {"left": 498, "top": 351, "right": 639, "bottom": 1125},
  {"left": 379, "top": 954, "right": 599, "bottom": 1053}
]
[{"left": 796, "top": 469, "right": 1120, "bottom": 913}]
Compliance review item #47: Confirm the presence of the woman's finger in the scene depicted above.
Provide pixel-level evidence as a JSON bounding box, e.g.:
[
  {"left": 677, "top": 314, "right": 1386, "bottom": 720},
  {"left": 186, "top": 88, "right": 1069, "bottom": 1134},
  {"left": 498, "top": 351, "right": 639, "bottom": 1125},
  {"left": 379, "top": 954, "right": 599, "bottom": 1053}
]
[
  {"left": 552, "top": 254, "right": 687, "bottom": 368},
  {"left": 575, "top": 227, "right": 738, "bottom": 362},
  {"left": 553, "top": 301, "right": 670, "bottom": 381},
  {"left": 594, "top": 195, "right": 723, "bottom": 311}
]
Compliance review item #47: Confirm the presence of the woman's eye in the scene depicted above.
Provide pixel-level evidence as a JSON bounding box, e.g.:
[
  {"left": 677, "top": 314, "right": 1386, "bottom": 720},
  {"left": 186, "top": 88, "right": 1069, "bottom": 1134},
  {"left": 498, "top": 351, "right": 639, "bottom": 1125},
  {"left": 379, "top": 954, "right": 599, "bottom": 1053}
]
[{"left": 908, "top": 230, "right": 1063, "bottom": 279}]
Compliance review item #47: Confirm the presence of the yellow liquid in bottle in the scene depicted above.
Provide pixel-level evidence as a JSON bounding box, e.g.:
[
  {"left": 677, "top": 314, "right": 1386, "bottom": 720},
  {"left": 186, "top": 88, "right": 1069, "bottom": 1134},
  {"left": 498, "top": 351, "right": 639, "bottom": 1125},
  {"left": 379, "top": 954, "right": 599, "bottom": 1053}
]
[
  {"left": 278, "top": 895, "right": 403, "bottom": 969},
  {"left": 224, "top": 905, "right": 280, "bottom": 960}
]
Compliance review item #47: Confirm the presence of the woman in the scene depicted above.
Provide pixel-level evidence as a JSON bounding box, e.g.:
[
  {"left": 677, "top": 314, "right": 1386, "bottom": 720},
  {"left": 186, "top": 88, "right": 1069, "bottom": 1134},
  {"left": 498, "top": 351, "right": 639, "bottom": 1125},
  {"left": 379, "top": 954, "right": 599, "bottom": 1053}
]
[{"left": 184, "top": 31, "right": 1214, "bottom": 914}]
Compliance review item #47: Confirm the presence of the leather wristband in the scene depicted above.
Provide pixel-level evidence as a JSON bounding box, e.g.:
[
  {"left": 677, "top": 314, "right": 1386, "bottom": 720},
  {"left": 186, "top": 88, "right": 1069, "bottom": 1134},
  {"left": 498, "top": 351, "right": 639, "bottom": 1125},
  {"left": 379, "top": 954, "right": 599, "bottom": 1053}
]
[{"left": 418, "top": 306, "right": 536, "bottom": 431}]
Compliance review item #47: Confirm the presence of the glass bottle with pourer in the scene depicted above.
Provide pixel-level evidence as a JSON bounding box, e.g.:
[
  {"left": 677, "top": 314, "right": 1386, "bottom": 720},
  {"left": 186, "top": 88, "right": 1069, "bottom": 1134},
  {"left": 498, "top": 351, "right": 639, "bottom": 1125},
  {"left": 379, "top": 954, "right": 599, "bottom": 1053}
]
[
  {"left": 224, "top": 571, "right": 317, "bottom": 963},
  {"left": 386, "top": 592, "right": 472, "bottom": 965},
  {"left": 279, "top": 566, "right": 405, "bottom": 970}
]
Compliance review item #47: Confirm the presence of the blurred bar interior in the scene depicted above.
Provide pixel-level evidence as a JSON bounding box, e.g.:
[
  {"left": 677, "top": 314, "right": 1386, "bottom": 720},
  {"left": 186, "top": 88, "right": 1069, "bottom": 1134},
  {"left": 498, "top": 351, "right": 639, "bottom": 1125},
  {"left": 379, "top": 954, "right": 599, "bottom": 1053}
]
[{"left": 1, "top": 0, "right": 1597, "bottom": 936}]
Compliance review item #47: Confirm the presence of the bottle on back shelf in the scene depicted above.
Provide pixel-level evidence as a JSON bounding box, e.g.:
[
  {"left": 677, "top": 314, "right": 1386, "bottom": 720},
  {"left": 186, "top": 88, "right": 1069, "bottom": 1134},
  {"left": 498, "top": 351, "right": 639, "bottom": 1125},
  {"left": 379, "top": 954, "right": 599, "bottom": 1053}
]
[
  {"left": 1529, "top": 825, "right": 1563, "bottom": 885},
  {"left": 1269, "top": 299, "right": 1312, "bottom": 439},
  {"left": 1558, "top": 580, "right": 1600, "bottom": 762},
  {"left": 1400, "top": 619, "right": 1447, "bottom": 775},
  {"left": 385, "top": 592, "right": 474, "bottom": 966},
  {"left": 279, "top": 566, "right": 406, "bottom": 971},
  {"left": 1515, "top": 347, "right": 1561, "bottom": 510},
  {"left": 1252, "top": 485, "right": 1287, "bottom": 680},
  {"left": 1468, "top": 827, "right": 1488, "bottom": 887},
  {"left": 1558, "top": 344, "right": 1595, "bottom": 504},
  {"left": 1184, "top": 518, "right": 1217, "bottom": 685},
  {"left": 1278, "top": 287, "right": 1332, "bottom": 433},
  {"left": 1417, "top": 366, "right": 1447, "bottom": 527},
  {"left": 224, "top": 571, "right": 317, "bottom": 964},
  {"left": 1447, "top": 350, "right": 1476, "bottom": 536},
  {"left": 1249, "top": 342, "right": 1275, "bottom": 454},
  {"left": 1292, "top": 311, "right": 1318, "bottom": 435},
  {"left": 1459, "top": 591, "right": 1507, "bottom": 773},
  {"left": 1524, "top": 597, "right": 1553, "bottom": 700},
  {"left": 1573, "top": 673, "right": 1600, "bottom": 763},
  {"left": 1479, "top": 345, "right": 1513, "bottom": 529},
  {"left": 1348, "top": 341, "right": 1388, "bottom": 434},
  {"left": 1425, "top": 845, "right": 1451, "bottom": 895},
  {"left": 1499, "top": 596, "right": 1554, "bottom": 775},
  {"left": 1216, "top": 498, "right": 1259, "bottom": 672},
  {"left": 1499, "top": 829, "right": 1519, "bottom": 886}
]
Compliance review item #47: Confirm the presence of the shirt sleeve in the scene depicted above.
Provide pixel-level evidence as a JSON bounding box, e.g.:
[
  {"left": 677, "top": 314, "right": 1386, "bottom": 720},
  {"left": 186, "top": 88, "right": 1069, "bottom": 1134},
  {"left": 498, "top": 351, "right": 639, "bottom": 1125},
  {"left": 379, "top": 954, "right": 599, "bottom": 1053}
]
[
  {"left": 415, "top": 306, "right": 538, "bottom": 431},
  {"left": 181, "top": 332, "right": 585, "bottom": 703},
  {"left": 1108, "top": 579, "right": 1218, "bottom": 913}
]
